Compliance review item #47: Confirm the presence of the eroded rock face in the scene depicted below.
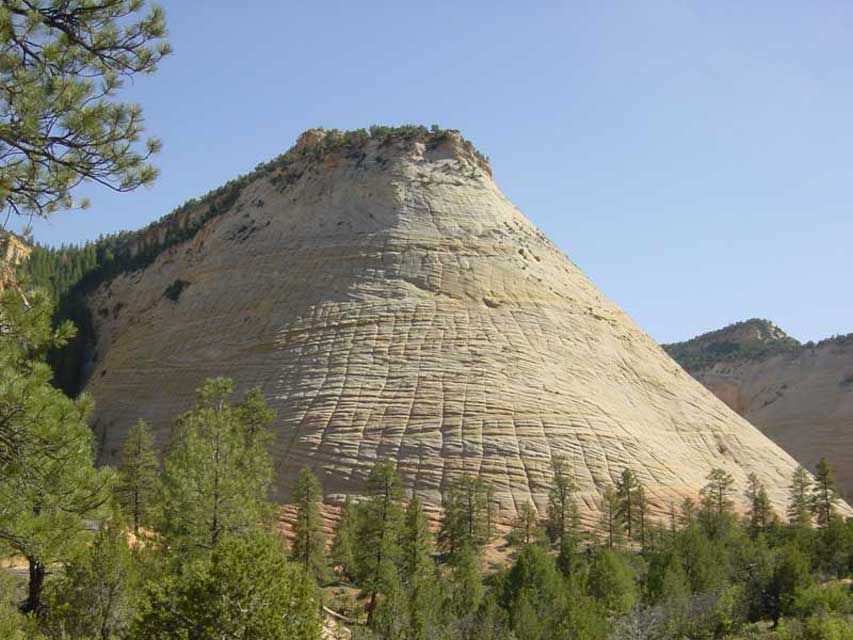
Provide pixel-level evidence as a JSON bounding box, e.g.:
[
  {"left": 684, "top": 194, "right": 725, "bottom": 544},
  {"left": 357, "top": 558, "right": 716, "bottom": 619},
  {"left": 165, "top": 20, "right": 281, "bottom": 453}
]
[
  {"left": 667, "top": 323, "right": 853, "bottom": 500},
  {"left": 82, "top": 130, "right": 834, "bottom": 523},
  {"left": 0, "top": 231, "right": 31, "bottom": 289}
]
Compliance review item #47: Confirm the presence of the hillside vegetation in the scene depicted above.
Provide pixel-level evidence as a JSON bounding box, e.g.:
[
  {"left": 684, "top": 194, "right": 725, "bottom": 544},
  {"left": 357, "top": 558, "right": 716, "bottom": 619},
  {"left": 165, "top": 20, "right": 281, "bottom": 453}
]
[{"left": 663, "top": 319, "right": 853, "bottom": 373}]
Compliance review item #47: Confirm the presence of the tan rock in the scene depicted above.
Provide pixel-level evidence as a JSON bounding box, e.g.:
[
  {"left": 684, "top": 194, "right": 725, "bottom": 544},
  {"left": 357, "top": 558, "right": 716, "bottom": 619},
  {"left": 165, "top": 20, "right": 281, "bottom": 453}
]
[
  {"left": 0, "top": 231, "right": 31, "bottom": 289},
  {"left": 82, "top": 130, "right": 848, "bottom": 525},
  {"left": 667, "top": 321, "right": 853, "bottom": 500}
]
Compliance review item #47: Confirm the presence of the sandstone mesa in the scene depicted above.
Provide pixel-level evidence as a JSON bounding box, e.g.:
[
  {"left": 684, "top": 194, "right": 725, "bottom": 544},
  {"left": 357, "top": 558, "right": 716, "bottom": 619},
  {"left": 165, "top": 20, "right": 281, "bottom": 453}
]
[{"left": 75, "top": 128, "right": 846, "bottom": 524}]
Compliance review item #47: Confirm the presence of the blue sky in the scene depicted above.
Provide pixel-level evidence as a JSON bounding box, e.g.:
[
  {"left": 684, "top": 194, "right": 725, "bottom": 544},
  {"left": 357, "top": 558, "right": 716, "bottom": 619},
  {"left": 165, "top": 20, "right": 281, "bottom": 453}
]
[{"left": 21, "top": 1, "right": 853, "bottom": 344}]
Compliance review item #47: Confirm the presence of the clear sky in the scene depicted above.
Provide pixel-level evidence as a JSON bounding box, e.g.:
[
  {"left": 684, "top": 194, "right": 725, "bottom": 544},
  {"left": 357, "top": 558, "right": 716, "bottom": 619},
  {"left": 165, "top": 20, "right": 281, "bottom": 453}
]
[{"left": 20, "top": 1, "right": 853, "bottom": 344}]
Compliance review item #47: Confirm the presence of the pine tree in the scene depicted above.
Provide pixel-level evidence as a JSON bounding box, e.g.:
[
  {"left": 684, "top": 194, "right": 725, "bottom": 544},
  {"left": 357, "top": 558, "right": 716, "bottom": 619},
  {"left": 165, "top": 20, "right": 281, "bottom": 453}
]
[
  {"left": 438, "top": 474, "right": 494, "bottom": 559},
  {"left": 615, "top": 468, "right": 640, "bottom": 539},
  {"left": 500, "top": 544, "right": 566, "bottom": 638},
  {"left": 0, "top": 0, "right": 170, "bottom": 219},
  {"left": 699, "top": 467, "right": 735, "bottom": 537},
  {"left": 600, "top": 486, "right": 622, "bottom": 549},
  {"left": 508, "top": 502, "right": 540, "bottom": 547},
  {"left": 160, "top": 378, "right": 275, "bottom": 553},
  {"left": 116, "top": 419, "right": 159, "bottom": 534},
  {"left": 331, "top": 496, "right": 358, "bottom": 581},
  {"left": 586, "top": 549, "right": 638, "bottom": 615},
  {"left": 674, "top": 522, "right": 725, "bottom": 594},
  {"left": 354, "top": 461, "right": 404, "bottom": 627},
  {"left": 236, "top": 386, "right": 276, "bottom": 438},
  {"left": 680, "top": 497, "right": 696, "bottom": 528},
  {"left": 635, "top": 485, "right": 648, "bottom": 552},
  {"left": 787, "top": 466, "right": 813, "bottom": 527},
  {"left": 0, "top": 288, "right": 112, "bottom": 614},
  {"left": 43, "top": 517, "right": 139, "bottom": 640},
  {"left": 668, "top": 501, "right": 679, "bottom": 538},
  {"left": 400, "top": 495, "right": 438, "bottom": 640},
  {"left": 290, "top": 467, "right": 328, "bottom": 582},
  {"left": 810, "top": 457, "right": 839, "bottom": 528},
  {"left": 546, "top": 455, "right": 579, "bottom": 550},
  {"left": 646, "top": 551, "right": 689, "bottom": 605},
  {"left": 744, "top": 472, "right": 774, "bottom": 536},
  {"left": 133, "top": 531, "right": 321, "bottom": 640},
  {"left": 447, "top": 543, "right": 483, "bottom": 619},
  {"left": 768, "top": 543, "right": 812, "bottom": 624}
]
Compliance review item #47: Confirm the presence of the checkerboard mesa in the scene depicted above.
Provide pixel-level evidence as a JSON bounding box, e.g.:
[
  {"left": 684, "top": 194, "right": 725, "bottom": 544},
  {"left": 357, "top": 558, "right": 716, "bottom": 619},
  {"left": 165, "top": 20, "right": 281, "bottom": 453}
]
[{"left": 78, "top": 127, "right": 847, "bottom": 525}]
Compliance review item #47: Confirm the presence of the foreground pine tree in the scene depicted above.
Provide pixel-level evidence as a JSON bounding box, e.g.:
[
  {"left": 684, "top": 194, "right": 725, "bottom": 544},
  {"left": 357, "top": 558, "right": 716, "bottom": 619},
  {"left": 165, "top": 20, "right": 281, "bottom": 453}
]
[
  {"left": 133, "top": 531, "right": 320, "bottom": 640},
  {"left": 401, "top": 495, "right": 439, "bottom": 640},
  {"left": 116, "top": 419, "right": 160, "bottom": 535},
  {"left": 546, "top": 455, "right": 579, "bottom": 550},
  {"left": 615, "top": 468, "right": 641, "bottom": 540},
  {"left": 331, "top": 496, "right": 358, "bottom": 581},
  {"left": 810, "top": 457, "right": 839, "bottom": 528},
  {"left": 160, "top": 377, "right": 275, "bottom": 553},
  {"left": 291, "top": 467, "right": 328, "bottom": 582},
  {"left": 439, "top": 474, "right": 494, "bottom": 559},
  {"left": 42, "top": 518, "right": 139, "bottom": 640},
  {"left": 745, "top": 472, "right": 775, "bottom": 536},
  {"left": 0, "top": 288, "right": 112, "bottom": 615},
  {"left": 0, "top": 0, "right": 169, "bottom": 219},
  {"left": 354, "top": 461, "right": 405, "bottom": 626}
]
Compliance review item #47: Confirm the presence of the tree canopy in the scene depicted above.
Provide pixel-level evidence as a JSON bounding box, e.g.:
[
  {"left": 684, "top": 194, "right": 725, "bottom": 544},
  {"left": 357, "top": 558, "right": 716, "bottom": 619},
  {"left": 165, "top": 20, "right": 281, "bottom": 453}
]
[{"left": 0, "top": 0, "right": 170, "bottom": 219}]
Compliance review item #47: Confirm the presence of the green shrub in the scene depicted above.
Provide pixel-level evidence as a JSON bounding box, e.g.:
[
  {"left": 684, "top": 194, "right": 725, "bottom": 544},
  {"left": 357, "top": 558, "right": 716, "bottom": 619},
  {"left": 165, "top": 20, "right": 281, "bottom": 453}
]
[
  {"left": 778, "top": 613, "right": 853, "bottom": 640},
  {"left": 793, "top": 583, "right": 853, "bottom": 618},
  {"left": 587, "top": 549, "right": 639, "bottom": 614},
  {"left": 163, "top": 279, "right": 190, "bottom": 302}
]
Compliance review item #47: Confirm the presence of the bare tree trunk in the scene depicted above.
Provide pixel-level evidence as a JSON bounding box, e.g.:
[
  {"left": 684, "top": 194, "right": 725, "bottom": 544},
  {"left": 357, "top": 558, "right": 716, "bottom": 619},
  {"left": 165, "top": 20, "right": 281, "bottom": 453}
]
[{"left": 22, "top": 556, "right": 45, "bottom": 616}]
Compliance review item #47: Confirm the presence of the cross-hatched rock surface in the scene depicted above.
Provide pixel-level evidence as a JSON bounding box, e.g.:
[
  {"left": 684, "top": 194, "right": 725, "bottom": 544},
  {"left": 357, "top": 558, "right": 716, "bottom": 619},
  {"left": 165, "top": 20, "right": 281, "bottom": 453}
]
[{"left": 83, "top": 129, "right": 841, "bottom": 524}]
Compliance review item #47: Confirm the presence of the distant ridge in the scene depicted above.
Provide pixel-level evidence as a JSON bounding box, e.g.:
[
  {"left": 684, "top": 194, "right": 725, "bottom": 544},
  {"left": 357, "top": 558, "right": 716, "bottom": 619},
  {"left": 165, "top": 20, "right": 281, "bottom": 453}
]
[
  {"left": 664, "top": 319, "right": 853, "bottom": 373},
  {"left": 666, "top": 319, "right": 853, "bottom": 499}
]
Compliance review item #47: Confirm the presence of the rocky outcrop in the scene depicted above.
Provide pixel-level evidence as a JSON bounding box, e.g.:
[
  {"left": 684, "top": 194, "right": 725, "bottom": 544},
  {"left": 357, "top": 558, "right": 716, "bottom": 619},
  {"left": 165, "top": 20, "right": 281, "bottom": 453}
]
[
  {"left": 0, "top": 231, "right": 31, "bottom": 289},
  {"left": 666, "top": 323, "right": 853, "bottom": 500},
  {"left": 80, "top": 128, "right": 836, "bottom": 524},
  {"left": 0, "top": 232, "right": 30, "bottom": 265}
]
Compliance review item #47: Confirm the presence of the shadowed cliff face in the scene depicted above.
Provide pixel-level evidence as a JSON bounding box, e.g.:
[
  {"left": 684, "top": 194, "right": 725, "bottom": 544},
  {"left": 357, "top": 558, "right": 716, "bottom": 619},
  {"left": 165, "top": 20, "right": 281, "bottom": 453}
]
[
  {"left": 666, "top": 322, "right": 853, "bottom": 500},
  {"left": 79, "top": 129, "right": 838, "bottom": 524}
]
